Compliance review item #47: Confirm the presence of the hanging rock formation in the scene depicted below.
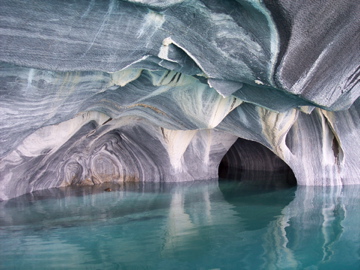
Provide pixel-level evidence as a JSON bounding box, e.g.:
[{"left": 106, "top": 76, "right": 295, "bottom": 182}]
[{"left": 0, "top": 0, "right": 359, "bottom": 200}]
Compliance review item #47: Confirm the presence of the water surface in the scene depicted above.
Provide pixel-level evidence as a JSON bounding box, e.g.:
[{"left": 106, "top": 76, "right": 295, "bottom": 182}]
[{"left": 0, "top": 180, "right": 359, "bottom": 269}]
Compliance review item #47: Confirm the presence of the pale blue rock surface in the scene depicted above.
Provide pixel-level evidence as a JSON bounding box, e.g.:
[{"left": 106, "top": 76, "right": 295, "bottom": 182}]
[{"left": 0, "top": 0, "right": 359, "bottom": 200}]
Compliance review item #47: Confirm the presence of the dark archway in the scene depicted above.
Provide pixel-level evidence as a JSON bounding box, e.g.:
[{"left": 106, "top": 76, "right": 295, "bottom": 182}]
[{"left": 219, "top": 138, "right": 296, "bottom": 188}]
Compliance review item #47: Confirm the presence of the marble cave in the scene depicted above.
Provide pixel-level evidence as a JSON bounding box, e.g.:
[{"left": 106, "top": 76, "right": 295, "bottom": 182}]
[{"left": 0, "top": 0, "right": 359, "bottom": 201}]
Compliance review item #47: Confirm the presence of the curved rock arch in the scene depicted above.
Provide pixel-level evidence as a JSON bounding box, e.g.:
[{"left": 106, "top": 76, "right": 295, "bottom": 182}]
[{"left": 0, "top": 0, "right": 359, "bottom": 200}]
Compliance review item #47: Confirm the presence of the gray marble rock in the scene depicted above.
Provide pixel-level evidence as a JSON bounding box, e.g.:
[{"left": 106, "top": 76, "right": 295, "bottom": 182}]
[{"left": 0, "top": 0, "right": 359, "bottom": 200}]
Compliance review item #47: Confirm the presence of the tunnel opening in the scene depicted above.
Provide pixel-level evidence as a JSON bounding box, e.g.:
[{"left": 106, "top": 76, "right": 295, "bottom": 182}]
[{"left": 218, "top": 138, "right": 297, "bottom": 188}]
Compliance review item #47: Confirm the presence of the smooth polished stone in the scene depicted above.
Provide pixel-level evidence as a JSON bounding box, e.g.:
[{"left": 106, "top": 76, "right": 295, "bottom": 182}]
[{"left": 0, "top": 0, "right": 359, "bottom": 200}]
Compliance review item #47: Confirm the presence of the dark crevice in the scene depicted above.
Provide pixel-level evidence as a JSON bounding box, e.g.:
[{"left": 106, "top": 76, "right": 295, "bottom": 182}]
[
  {"left": 322, "top": 112, "right": 344, "bottom": 168},
  {"left": 285, "top": 123, "right": 296, "bottom": 154},
  {"left": 218, "top": 138, "right": 297, "bottom": 188}
]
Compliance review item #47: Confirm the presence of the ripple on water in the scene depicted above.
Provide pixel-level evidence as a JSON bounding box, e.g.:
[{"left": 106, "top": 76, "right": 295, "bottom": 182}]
[{"left": 0, "top": 181, "right": 359, "bottom": 269}]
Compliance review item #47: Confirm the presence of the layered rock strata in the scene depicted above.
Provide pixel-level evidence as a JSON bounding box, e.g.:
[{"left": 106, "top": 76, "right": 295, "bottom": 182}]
[{"left": 0, "top": 0, "right": 359, "bottom": 200}]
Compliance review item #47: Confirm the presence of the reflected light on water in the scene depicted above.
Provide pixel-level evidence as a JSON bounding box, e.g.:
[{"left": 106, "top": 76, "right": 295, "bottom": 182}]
[{"left": 0, "top": 181, "right": 359, "bottom": 269}]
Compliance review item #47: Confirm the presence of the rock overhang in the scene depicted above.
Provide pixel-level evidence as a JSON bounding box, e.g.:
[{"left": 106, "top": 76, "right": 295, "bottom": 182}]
[{"left": 0, "top": 0, "right": 359, "bottom": 200}]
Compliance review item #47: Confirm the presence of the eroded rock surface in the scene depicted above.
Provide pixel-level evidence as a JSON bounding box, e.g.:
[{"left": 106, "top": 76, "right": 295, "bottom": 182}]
[{"left": 0, "top": 0, "right": 359, "bottom": 200}]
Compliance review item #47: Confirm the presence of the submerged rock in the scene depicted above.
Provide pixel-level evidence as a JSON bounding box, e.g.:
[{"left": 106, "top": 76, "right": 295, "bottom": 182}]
[{"left": 0, "top": 0, "right": 359, "bottom": 200}]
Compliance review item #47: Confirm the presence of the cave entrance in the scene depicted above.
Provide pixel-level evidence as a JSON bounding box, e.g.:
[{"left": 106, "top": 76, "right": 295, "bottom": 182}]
[{"left": 218, "top": 138, "right": 297, "bottom": 188}]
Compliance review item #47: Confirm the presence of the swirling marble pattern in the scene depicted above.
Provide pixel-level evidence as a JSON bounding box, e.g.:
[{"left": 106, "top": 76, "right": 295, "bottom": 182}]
[{"left": 0, "top": 0, "right": 359, "bottom": 199}]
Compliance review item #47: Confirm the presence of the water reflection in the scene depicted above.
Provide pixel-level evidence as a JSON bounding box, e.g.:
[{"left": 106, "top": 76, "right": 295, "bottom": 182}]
[
  {"left": 0, "top": 181, "right": 359, "bottom": 269},
  {"left": 267, "top": 185, "right": 360, "bottom": 270}
]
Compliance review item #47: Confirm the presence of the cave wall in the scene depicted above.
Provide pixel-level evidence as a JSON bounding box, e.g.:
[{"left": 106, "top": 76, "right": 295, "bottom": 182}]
[{"left": 0, "top": 0, "right": 359, "bottom": 200}]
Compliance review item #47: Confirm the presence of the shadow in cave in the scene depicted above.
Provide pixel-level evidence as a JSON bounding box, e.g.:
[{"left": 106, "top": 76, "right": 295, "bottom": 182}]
[
  {"left": 218, "top": 137, "right": 297, "bottom": 189},
  {"left": 218, "top": 138, "right": 297, "bottom": 231}
]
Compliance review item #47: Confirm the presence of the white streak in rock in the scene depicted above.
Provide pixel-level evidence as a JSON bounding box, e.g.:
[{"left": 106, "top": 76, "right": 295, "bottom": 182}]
[
  {"left": 158, "top": 37, "right": 176, "bottom": 62},
  {"left": 291, "top": 45, "right": 331, "bottom": 95},
  {"left": 245, "top": 0, "right": 280, "bottom": 85},
  {"left": 16, "top": 111, "right": 109, "bottom": 157},
  {"left": 111, "top": 69, "right": 142, "bottom": 87},
  {"left": 255, "top": 79, "right": 264, "bottom": 85},
  {"left": 137, "top": 10, "right": 165, "bottom": 46},
  {"left": 25, "top": 68, "right": 35, "bottom": 92},
  {"left": 162, "top": 128, "right": 197, "bottom": 171},
  {"left": 208, "top": 96, "right": 242, "bottom": 129},
  {"left": 81, "top": 0, "right": 116, "bottom": 57},
  {"left": 257, "top": 107, "right": 298, "bottom": 159},
  {"left": 80, "top": 0, "right": 95, "bottom": 19}
]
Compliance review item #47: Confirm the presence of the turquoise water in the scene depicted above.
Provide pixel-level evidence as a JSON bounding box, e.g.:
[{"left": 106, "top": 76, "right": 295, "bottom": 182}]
[{"left": 0, "top": 180, "right": 359, "bottom": 269}]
